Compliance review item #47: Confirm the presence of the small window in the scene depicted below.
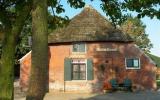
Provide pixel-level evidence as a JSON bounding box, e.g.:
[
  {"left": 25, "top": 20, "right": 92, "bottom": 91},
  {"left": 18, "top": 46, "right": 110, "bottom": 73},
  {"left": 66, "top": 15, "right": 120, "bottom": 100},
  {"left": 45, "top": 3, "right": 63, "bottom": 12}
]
[
  {"left": 72, "top": 64, "right": 86, "bottom": 80},
  {"left": 64, "top": 58, "right": 94, "bottom": 81},
  {"left": 72, "top": 43, "right": 86, "bottom": 53},
  {"left": 126, "top": 58, "right": 140, "bottom": 69},
  {"left": 72, "top": 59, "right": 86, "bottom": 80}
]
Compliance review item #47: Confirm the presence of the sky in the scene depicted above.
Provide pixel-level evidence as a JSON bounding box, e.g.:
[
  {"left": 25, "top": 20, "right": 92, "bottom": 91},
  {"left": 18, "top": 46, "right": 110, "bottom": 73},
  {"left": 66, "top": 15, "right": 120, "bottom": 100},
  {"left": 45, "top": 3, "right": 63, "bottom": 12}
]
[{"left": 56, "top": 0, "right": 160, "bottom": 56}]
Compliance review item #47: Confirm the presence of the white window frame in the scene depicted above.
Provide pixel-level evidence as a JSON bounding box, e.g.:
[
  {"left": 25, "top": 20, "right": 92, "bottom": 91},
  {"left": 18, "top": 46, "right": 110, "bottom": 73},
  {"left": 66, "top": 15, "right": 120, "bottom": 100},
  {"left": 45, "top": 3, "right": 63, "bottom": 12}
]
[
  {"left": 125, "top": 58, "right": 141, "bottom": 69},
  {"left": 71, "top": 59, "right": 87, "bottom": 80},
  {"left": 71, "top": 43, "right": 87, "bottom": 54}
]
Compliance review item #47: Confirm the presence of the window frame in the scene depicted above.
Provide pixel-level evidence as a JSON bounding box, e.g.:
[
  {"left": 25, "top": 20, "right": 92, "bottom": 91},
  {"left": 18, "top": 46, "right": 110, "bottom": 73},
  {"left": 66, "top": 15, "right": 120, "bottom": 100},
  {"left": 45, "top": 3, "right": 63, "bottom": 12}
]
[
  {"left": 71, "top": 59, "right": 87, "bottom": 80},
  {"left": 71, "top": 43, "right": 86, "bottom": 53},
  {"left": 125, "top": 58, "right": 141, "bottom": 69}
]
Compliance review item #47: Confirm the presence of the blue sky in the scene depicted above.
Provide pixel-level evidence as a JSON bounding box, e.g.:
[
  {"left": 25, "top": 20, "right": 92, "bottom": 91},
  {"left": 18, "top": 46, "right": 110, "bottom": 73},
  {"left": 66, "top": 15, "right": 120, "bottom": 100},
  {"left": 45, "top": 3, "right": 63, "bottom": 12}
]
[{"left": 56, "top": 0, "right": 160, "bottom": 56}]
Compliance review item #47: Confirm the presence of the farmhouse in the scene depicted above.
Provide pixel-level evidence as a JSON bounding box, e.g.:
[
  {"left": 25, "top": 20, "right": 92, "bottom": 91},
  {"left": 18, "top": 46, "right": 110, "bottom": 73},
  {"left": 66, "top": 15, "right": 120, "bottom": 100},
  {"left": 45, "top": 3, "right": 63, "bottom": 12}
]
[{"left": 19, "top": 6, "right": 157, "bottom": 93}]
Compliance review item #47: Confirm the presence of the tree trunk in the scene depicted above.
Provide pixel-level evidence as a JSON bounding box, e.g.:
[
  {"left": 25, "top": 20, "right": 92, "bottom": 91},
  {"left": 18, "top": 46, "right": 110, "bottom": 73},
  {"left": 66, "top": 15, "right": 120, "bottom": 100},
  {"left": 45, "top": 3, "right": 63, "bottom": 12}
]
[
  {"left": 0, "top": 29, "right": 14, "bottom": 100},
  {"left": 26, "top": 0, "right": 48, "bottom": 99},
  {"left": 0, "top": 3, "right": 31, "bottom": 100}
]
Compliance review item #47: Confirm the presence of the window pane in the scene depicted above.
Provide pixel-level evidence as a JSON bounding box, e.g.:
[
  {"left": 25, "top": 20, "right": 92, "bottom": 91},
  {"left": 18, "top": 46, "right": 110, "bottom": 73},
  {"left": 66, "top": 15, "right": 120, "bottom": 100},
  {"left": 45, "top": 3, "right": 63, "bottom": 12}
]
[
  {"left": 78, "top": 44, "right": 85, "bottom": 52},
  {"left": 80, "top": 72, "right": 86, "bottom": 80},
  {"left": 133, "top": 59, "right": 139, "bottom": 67},
  {"left": 72, "top": 72, "right": 79, "bottom": 80},
  {"left": 126, "top": 58, "right": 140, "bottom": 69},
  {"left": 73, "top": 44, "right": 78, "bottom": 52},
  {"left": 73, "top": 65, "right": 79, "bottom": 71},
  {"left": 80, "top": 64, "right": 86, "bottom": 71},
  {"left": 71, "top": 59, "right": 86, "bottom": 80},
  {"left": 127, "top": 59, "right": 133, "bottom": 67}
]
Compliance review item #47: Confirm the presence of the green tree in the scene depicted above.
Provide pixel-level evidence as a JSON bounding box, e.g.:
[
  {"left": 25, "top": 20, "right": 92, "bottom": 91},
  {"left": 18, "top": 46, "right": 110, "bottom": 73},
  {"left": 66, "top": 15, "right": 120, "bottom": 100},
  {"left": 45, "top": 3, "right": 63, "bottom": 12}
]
[
  {"left": 121, "top": 17, "right": 153, "bottom": 53},
  {"left": 0, "top": 1, "right": 69, "bottom": 98},
  {"left": 100, "top": 0, "right": 160, "bottom": 25},
  {"left": 26, "top": 0, "right": 84, "bottom": 99},
  {"left": 15, "top": 13, "right": 69, "bottom": 63},
  {"left": 0, "top": 0, "right": 32, "bottom": 99},
  {"left": 15, "top": 23, "right": 32, "bottom": 70},
  {"left": 48, "top": 14, "right": 70, "bottom": 33},
  {"left": 26, "top": 0, "right": 48, "bottom": 99}
]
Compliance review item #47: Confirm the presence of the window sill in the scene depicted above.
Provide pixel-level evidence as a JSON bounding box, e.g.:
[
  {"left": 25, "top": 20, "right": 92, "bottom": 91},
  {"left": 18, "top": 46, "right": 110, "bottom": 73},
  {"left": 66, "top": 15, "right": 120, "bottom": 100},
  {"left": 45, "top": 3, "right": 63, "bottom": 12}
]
[
  {"left": 126, "top": 67, "right": 140, "bottom": 70},
  {"left": 70, "top": 53, "right": 86, "bottom": 58},
  {"left": 72, "top": 52, "right": 86, "bottom": 55},
  {"left": 65, "top": 80, "right": 88, "bottom": 82}
]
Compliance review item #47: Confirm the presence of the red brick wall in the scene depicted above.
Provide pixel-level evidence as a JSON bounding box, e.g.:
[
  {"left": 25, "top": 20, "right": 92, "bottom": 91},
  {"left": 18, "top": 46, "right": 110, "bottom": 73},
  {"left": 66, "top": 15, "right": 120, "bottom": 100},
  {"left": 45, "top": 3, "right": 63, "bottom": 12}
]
[
  {"left": 20, "top": 52, "right": 31, "bottom": 91},
  {"left": 20, "top": 42, "right": 157, "bottom": 92}
]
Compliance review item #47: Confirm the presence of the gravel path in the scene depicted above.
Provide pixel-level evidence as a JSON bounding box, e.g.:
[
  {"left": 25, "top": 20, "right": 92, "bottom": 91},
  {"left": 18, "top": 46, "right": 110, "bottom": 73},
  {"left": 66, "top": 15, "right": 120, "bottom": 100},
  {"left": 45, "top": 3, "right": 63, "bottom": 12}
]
[
  {"left": 14, "top": 80, "right": 160, "bottom": 100},
  {"left": 14, "top": 80, "right": 25, "bottom": 100},
  {"left": 43, "top": 91, "right": 160, "bottom": 100}
]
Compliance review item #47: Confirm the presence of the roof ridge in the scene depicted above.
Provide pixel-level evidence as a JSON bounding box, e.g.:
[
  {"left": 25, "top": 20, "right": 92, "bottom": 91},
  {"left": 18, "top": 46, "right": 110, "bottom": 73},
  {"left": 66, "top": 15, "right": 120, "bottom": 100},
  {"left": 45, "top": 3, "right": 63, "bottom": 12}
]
[{"left": 84, "top": 4, "right": 94, "bottom": 9}]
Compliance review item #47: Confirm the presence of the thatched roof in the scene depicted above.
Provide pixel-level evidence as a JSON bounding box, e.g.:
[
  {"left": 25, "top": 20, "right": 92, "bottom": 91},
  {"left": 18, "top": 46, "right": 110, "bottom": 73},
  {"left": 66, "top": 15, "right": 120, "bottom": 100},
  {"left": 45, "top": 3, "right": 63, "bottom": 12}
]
[{"left": 48, "top": 5, "right": 133, "bottom": 43}]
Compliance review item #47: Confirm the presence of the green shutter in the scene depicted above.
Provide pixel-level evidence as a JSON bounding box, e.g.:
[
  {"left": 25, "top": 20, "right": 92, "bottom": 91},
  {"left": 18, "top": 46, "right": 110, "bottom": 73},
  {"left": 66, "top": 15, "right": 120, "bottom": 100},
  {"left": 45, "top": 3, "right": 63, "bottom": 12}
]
[
  {"left": 64, "top": 58, "right": 72, "bottom": 81},
  {"left": 87, "top": 59, "right": 94, "bottom": 80}
]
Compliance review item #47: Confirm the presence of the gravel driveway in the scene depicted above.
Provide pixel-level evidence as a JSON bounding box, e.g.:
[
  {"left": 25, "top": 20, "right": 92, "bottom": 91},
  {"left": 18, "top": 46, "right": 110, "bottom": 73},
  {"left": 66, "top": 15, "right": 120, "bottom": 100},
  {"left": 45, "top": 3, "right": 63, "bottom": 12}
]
[
  {"left": 14, "top": 80, "right": 160, "bottom": 100},
  {"left": 43, "top": 91, "right": 160, "bottom": 100},
  {"left": 15, "top": 91, "right": 160, "bottom": 100}
]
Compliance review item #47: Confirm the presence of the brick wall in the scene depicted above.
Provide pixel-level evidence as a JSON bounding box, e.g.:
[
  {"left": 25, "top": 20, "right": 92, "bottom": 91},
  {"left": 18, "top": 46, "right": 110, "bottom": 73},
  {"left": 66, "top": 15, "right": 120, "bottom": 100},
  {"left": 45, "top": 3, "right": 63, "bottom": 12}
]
[
  {"left": 20, "top": 42, "right": 157, "bottom": 92},
  {"left": 19, "top": 52, "right": 31, "bottom": 91}
]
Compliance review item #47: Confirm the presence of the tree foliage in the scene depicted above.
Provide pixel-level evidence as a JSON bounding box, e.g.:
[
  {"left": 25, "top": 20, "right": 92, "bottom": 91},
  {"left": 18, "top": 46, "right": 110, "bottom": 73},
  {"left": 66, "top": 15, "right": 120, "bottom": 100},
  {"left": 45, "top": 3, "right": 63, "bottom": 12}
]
[
  {"left": 122, "top": 0, "right": 160, "bottom": 19},
  {"left": 13, "top": 17, "right": 31, "bottom": 65},
  {"left": 14, "top": 13, "right": 69, "bottom": 66},
  {"left": 100, "top": 0, "right": 160, "bottom": 25},
  {"left": 48, "top": 14, "right": 70, "bottom": 33},
  {"left": 121, "top": 17, "right": 153, "bottom": 53}
]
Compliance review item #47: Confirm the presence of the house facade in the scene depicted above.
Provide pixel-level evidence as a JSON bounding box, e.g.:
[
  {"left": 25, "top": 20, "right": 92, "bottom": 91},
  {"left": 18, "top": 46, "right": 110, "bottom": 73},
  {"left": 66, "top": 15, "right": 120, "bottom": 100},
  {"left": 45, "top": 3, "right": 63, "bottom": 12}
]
[{"left": 19, "top": 6, "right": 157, "bottom": 93}]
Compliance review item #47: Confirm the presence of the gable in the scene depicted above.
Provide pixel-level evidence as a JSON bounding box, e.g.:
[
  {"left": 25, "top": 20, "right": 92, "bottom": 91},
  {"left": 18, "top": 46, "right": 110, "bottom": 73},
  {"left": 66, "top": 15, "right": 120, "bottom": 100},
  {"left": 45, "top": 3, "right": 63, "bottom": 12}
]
[
  {"left": 48, "top": 6, "right": 133, "bottom": 43},
  {"left": 19, "top": 51, "right": 31, "bottom": 63}
]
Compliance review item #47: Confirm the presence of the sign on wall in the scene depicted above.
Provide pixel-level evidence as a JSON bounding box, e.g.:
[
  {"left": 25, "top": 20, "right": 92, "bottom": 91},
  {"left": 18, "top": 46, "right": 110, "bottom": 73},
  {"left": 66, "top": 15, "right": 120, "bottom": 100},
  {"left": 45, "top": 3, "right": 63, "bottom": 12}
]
[{"left": 96, "top": 48, "right": 118, "bottom": 52}]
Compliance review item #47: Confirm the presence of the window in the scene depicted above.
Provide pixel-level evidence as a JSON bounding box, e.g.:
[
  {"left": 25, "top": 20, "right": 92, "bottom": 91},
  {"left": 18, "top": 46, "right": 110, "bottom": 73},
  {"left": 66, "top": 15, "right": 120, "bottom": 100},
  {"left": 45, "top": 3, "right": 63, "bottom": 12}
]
[
  {"left": 72, "top": 59, "right": 86, "bottom": 80},
  {"left": 72, "top": 43, "right": 86, "bottom": 53},
  {"left": 64, "top": 58, "right": 93, "bottom": 81},
  {"left": 126, "top": 58, "right": 140, "bottom": 69},
  {"left": 72, "top": 64, "right": 86, "bottom": 80}
]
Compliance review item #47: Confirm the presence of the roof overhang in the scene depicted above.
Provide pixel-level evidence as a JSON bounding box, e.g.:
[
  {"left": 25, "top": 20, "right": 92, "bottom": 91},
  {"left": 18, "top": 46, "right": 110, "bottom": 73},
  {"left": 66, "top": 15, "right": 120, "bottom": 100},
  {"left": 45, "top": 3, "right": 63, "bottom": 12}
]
[{"left": 19, "top": 51, "right": 31, "bottom": 63}]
